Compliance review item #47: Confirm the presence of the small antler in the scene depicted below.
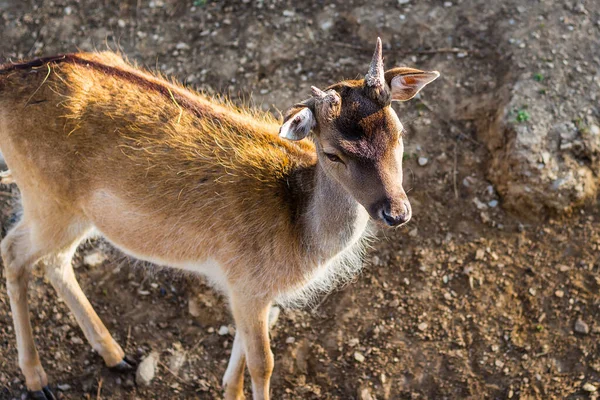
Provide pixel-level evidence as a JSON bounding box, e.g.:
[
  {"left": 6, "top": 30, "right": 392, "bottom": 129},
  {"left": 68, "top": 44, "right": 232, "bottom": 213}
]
[
  {"left": 311, "top": 86, "right": 327, "bottom": 98},
  {"left": 365, "top": 37, "right": 385, "bottom": 89}
]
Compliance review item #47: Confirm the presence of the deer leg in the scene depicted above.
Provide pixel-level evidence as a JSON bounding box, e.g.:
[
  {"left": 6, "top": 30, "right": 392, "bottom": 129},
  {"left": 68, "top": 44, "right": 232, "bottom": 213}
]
[
  {"left": 230, "top": 296, "right": 274, "bottom": 400},
  {"left": 2, "top": 221, "right": 50, "bottom": 397},
  {"left": 223, "top": 331, "right": 246, "bottom": 400},
  {"left": 43, "top": 247, "right": 131, "bottom": 370}
]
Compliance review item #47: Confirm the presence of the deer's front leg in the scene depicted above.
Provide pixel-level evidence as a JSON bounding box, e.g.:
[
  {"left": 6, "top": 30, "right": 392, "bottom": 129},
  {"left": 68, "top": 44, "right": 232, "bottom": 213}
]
[
  {"left": 229, "top": 296, "right": 274, "bottom": 400},
  {"left": 223, "top": 332, "right": 246, "bottom": 400}
]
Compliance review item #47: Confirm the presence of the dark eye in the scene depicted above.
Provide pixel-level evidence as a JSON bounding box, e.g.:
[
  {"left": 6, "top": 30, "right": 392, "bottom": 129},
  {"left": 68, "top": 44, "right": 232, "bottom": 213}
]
[{"left": 324, "top": 152, "right": 343, "bottom": 163}]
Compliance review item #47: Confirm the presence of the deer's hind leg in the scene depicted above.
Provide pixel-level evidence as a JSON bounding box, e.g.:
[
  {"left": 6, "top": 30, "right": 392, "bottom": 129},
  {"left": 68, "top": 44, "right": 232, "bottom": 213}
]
[{"left": 2, "top": 197, "right": 130, "bottom": 399}]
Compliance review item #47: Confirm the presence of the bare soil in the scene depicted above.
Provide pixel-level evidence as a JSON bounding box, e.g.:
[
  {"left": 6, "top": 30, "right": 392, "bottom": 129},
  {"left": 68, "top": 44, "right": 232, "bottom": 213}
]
[{"left": 0, "top": 1, "right": 599, "bottom": 399}]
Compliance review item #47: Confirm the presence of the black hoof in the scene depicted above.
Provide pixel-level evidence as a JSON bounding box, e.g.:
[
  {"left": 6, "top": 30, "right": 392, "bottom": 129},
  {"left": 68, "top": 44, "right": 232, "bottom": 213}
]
[
  {"left": 109, "top": 355, "right": 137, "bottom": 373},
  {"left": 28, "top": 386, "right": 56, "bottom": 400}
]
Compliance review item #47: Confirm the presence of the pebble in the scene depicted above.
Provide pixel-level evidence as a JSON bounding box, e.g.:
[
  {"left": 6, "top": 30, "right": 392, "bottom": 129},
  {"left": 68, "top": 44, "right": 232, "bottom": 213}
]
[
  {"left": 359, "top": 387, "right": 374, "bottom": 400},
  {"left": 398, "top": 0, "right": 410, "bottom": 4},
  {"left": 555, "top": 289, "right": 564, "bottom": 298},
  {"left": 488, "top": 200, "right": 499, "bottom": 208},
  {"left": 285, "top": 336, "right": 295, "bottom": 344},
  {"left": 83, "top": 250, "right": 107, "bottom": 267},
  {"left": 56, "top": 384, "right": 71, "bottom": 391},
  {"left": 417, "top": 156, "right": 428, "bottom": 166},
  {"left": 218, "top": 325, "right": 230, "bottom": 336},
  {"left": 168, "top": 347, "right": 186, "bottom": 374},
  {"left": 136, "top": 351, "right": 159, "bottom": 386},
  {"left": 574, "top": 318, "right": 589, "bottom": 334},
  {"left": 354, "top": 352, "right": 365, "bottom": 362},
  {"left": 176, "top": 42, "right": 190, "bottom": 50},
  {"left": 417, "top": 322, "right": 428, "bottom": 331},
  {"left": 583, "top": 383, "right": 598, "bottom": 392}
]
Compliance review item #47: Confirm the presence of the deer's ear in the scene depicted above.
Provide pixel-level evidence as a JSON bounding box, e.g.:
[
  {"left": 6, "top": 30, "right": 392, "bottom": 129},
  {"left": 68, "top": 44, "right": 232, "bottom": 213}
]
[
  {"left": 385, "top": 68, "right": 440, "bottom": 101},
  {"left": 279, "top": 106, "right": 316, "bottom": 141}
]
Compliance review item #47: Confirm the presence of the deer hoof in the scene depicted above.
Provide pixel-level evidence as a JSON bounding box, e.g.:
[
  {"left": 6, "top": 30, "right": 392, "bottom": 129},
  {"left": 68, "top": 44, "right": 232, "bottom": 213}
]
[
  {"left": 109, "top": 355, "right": 137, "bottom": 373},
  {"left": 28, "top": 386, "right": 56, "bottom": 400}
]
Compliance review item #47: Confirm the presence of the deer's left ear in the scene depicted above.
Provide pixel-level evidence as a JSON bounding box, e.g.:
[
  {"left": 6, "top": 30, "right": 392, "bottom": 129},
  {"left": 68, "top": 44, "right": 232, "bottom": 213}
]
[{"left": 385, "top": 68, "right": 440, "bottom": 102}]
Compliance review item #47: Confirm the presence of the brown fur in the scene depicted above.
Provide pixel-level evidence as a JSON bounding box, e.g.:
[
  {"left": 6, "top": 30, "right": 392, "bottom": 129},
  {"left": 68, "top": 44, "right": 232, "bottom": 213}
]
[{"left": 0, "top": 47, "right": 438, "bottom": 400}]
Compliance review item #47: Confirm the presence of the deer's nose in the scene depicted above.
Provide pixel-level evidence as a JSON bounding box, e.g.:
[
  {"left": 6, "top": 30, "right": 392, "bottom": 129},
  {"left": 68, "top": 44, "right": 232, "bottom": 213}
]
[{"left": 379, "top": 199, "right": 411, "bottom": 227}]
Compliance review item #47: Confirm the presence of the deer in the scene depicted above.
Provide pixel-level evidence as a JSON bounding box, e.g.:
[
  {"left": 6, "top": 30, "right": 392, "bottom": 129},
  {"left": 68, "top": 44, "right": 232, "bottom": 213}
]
[{"left": 0, "top": 38, "right": 438, "bottom": 400}]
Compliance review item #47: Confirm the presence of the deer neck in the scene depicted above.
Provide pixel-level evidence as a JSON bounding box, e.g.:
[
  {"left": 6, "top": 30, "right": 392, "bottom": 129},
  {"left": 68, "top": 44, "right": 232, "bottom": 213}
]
[{"left": 298, "top": 162, "right": 370, "bottom": 262}]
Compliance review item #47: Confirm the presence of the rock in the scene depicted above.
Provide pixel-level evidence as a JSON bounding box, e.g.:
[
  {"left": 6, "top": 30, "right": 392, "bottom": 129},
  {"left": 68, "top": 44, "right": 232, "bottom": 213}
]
[
  {"left": 218, "top": 325, "right": 230, "bottom": 336},
  {"left": 83, "top": 250, "right": 107, "bottom": 267},
  {"left": 175, "top": 42, "right": 190, "bottom": 50},
  {"left": 354, "top": 352, "right": 365, "bottom": 362},
  {"left": 136, "top": 351, "right": 159, "bottom": 386},
  {"left": 574, "top": 318, "right": 590, "bottom": 335},
  {"left": 56, "top": 384, "right": 71, "bottom": 391},
  {"left": 168, "top": 344, "right": 186, "bottom": 375},
  {"left": 417, "top": 156, "right": 428, "bottom": 166},
  {"left": 417, "top": 322, "right": 428, "bottom": 331},
  {"left": 358, "top": 386, "right": 374, "bottom": 400},
  {"left": 554, "top": 289, "right": 564, "bottom": 298},
  {"left": 188, "top": 297, "right": 201, "bottom": 317},
  {"left": 583, "top": 383, "right": 598, "bottom": 392}
]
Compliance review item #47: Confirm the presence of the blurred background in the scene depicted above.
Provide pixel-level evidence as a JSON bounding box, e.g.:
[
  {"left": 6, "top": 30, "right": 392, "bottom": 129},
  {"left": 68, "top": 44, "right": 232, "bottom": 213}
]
[{"left": 0, "top": 0, "right": 599, "bottom": 399}]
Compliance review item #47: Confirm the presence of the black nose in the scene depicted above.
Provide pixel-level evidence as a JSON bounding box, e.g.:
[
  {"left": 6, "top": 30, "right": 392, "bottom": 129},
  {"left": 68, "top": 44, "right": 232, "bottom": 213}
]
[{"left": 380, "top": 201, "right": 411, "bottom": 227}]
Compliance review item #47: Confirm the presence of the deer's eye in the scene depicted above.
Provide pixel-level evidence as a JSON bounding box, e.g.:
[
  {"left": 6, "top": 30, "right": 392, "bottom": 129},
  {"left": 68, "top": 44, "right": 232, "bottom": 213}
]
[{"left": 324, "top": 152, "right": 343, "bottom": 164}]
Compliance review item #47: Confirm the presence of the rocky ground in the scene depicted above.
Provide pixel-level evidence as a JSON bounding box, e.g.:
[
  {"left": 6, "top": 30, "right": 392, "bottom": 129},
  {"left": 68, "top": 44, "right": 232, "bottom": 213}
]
[{"left": 0, "top": 0, "right": 599, "bottom": 399}]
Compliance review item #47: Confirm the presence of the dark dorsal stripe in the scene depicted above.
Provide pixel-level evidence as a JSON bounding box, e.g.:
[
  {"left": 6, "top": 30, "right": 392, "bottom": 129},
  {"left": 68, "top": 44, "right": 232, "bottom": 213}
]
[{"left": 0, "top": 54, "right": 210, "bottom": 119}]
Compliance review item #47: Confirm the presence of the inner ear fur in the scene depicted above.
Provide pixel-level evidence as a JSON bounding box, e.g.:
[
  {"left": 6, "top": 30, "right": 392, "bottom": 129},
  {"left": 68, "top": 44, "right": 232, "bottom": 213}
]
[{"left": 384, "top": 67, "right": 440, "bottom": 101}]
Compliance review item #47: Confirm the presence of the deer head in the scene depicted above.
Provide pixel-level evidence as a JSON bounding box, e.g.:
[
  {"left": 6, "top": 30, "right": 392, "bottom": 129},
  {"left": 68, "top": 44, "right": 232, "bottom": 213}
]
[{"left": 280, "top": 38, "right": 439, "bottom": 227}]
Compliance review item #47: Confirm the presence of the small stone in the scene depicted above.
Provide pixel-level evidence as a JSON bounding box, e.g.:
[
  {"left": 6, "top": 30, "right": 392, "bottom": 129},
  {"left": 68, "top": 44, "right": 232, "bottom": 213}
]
[
  {"left": 417, "top": 322, "right": 428, "bottom": 331},
  {"left": 443, "top": 1, "right": 453, "bottom": 6},
  {"left": 188, "top": 297, "right": 201, "bottom": 317},
  {"left": 285, "top": 337, "right": 295, "bottom": 344},
  {"left": 168, "top": 345, "right": 186, "bottom": 374},
  {"left": 83, "top": 250, "right": 107, "bottom": 267},
  {"left": 56, "top": 384, "right": 71, "bottom": 391},
  {"left": 359, "top": 387, "right": 374, "bottom": 400},
  {"left": 488, "top": 200, "right": 499, "bottom": 208},
  {"left": 64, "top": 6, "right": 72, "bottom": 15},
  {"left": 176, "top": 42, "right": 190, "bottom": 50},
  {"left": 495, "top": 359, "right": 504, "bottom": 368},
  {"left": 583, "top": 383, "right": 597, "bottom": 392},
  {"left": 529, "top": 287, "right": 537, "bottom": 296},
  {"left": 354, "top": 352, "right": 365, "bottom": 362},
  {"left": 136, "top": 352, "right": 159, "bottom": 386},
  {"left": 117, "top": 19, "right": 126, "bottom": 28},
  {"left": 408, "top": 228, "right": 418, "bottom": 237},
  {"left": 398, "top": 0, "right": 410, "bottom": 4},
  {"left": 555, "top": 289, "right": 564, "bottom": 298},
  {"left": 70, "top": 336, "right": 84, "bottom": 345},
  {"left": 417, "top": 156, "right": 428, "bottom": 166},
  {"left": 218, "top": 325, "right": 230, "bottom": 336},
  {"left": 475, "top": 248, "right": 485, "bottom": 260},
  {"left": 574, "top": 318, "right": 589, "bottom": 335}
]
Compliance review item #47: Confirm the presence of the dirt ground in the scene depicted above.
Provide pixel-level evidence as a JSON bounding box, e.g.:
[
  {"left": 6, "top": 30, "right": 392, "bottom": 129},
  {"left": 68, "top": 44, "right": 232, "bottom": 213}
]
[{"left": 1, "top": 0, "right": 599, "bottom": 399}]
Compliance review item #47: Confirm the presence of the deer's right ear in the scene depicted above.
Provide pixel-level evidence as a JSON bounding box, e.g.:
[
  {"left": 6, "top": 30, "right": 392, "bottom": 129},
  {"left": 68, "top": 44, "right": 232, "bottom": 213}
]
[{"left": 279, "top": 106, "right": 316, "bottom": 141}]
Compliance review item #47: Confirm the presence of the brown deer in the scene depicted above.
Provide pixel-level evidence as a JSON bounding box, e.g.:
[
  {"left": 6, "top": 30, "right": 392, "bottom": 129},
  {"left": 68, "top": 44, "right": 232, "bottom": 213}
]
[{"left": 0, "top": 38, "right": 438, "bottom": 400}]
